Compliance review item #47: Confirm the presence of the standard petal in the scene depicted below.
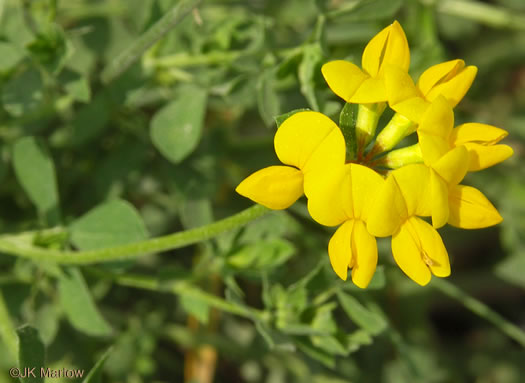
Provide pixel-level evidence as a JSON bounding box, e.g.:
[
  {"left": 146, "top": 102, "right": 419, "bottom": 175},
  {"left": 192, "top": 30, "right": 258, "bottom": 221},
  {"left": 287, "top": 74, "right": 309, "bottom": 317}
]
[
  {"left": 367, "top": 174, "right": 406, "bottom": 237},
  {"left": 302, "top": 126, "right": 347, "bottom": 193},
  {"left": 328, "top": 220, "right": 354, "bottom": 281},
  {"left": 350, "top": 220, "right": 378, "bottom": 288},
  {"left": 348, "top": 76, "right": 388, "bottom": 103},
  {"left": 321, "top": 60, "right": 369, "bottom": 103},
  {"left": 425, "top": 65, "right": 477, "bottom": 107},
  {"left": 463, "top": 143, "right": 514, "bottom": 171},
  {"left": 349, "top": 164, "right": 385, "bottom": 221},
  {"left": 417, "top": 96, "right": 455, "bottom": 164},
  {"left": 236, "top": 166, "right": 303, "bottom": 209},
  {"left": 306, "top": 165, "right": 348, "bottom": 227},
  {"left": 430, "top": 170, "right": 450, "bottom": 228},
  {"left": 418, "top": 60, "right": 465, "bottom": 96},
  {"left": 448, "top": 185, "right": 503, "bottom": 229},
  {"left": 391, "top": 164, "right": 432, "bottom": 216},
  {"left": 432, "top": 145, "right": 469, "bottom": 185},
  {"left": 390, "top": 97, "right": 429, "bottom": 124},
  {"left": 391, "top": 222, "right": 432, "bottom": 286},
  {"left": 451, "top": 123, "right": 508, "bottom": 145},
  {"left": 275, "top": 111, "right": 343, "bottom": 171},
  {"left": 384, "top": 64, "right": 420, "bottom": 106}
]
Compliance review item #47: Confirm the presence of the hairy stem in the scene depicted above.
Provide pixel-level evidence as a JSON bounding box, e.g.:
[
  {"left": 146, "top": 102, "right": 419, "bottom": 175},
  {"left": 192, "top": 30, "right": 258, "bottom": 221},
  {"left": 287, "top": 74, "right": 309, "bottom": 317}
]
[{"left": 0, "top": 205, "right": 269, "bottom": 265}]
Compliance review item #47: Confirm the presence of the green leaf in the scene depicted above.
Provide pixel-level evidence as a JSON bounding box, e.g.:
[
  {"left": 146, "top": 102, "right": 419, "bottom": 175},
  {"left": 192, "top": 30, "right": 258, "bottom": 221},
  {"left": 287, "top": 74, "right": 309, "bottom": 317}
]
[
  {"left": 0, "top": 41, "right": 24, "bottom": 72},
  {"left": 69, "top": 92, "right": 111, "bottom": 146},
  {"left": 26, "top": 23, "right": 70, "bottom": 75},
  {"left": 254, "top": 321, "right": 295, "bottom": 351},
  {"left": 339, "top": 102, "right": 358, "bottom": 160},
  {"left": 70, "top": 199, "right": 148, "bottom": 251},
  {"left": 299, "top": 43, "right": 323, "bottom": 111},
  {"left": 60, "top": 69, "right": 91, "bottom": 103},
  {"left": 150, "top": 85, "right": 208, "bottom": 164},
  {"left": 227, "top": 238, "right": 295, "bottom": 270},
  {"left": 17, "top": 325, "right": 45, "bottom": 383},
  {"left": 12, "top": 137, "right": 60, "bottom": 225},
  {"left": 82, "top": 347, "right": 113, "bottom": 383},
  {"left": 295, "top": 337, "right": 335, "bottom": 368},
  {"left": 257, "top": 69, "right": 280, "bottom": 127},
  {"left": 33, "top": 304, "right": 60, "bottom": 346},
  {"left": 309, "top": 303, "right": 347, "bottom": 355},
  {"left": 180, "top": 295, "right": 210, "bottom": 325},
  {"left": 274, "top": 108, "right": 310, "bottom": 128},
  {"left": 58, "top": 268, "right": 112, "bottom": 337},
  {"left": 337, "top": 291, "right": 387, "bottom": 335},
  {"left": 2, "top": 68, "right": 43, "bottom": 117}
]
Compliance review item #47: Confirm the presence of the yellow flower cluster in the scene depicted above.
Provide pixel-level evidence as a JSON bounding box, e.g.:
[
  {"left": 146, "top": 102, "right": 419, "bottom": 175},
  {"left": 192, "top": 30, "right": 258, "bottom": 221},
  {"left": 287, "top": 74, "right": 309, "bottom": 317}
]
[{"left": 236, "top": 21, "right": 513, "bottom": 288}]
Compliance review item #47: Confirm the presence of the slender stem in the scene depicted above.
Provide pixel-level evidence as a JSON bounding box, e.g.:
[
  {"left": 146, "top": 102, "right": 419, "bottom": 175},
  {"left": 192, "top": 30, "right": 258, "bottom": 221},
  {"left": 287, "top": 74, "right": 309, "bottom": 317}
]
[
  {"left": 88, "top": 268, "right": 269, "bottom": 322},
  {"left": 0, "top": 205, "right": 269, "bottom": 265},
  {"left": 432, "top": 278, "right": 525, "bottom": 348},
  {"left": 437, "top": 0, "right": 525, "bottom": 30},
  {"left": 101, "top": 0, "right": 202, "bottom": 84},
  {"left": 0, "top": 289, "right": 18, "bottom": 361}
]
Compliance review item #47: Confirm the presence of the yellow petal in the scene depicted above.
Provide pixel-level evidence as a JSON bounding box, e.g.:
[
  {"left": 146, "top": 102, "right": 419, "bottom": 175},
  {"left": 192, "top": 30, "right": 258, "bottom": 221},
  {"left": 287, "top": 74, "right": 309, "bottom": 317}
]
[
  {"left": 380, "top": 20, "right": 410, "bottom": 74},
  {"left": 391, "top": 164, "right": 432, "bottom": 216},
  {"left": 451, "top": 123, "right": 508, "bottom": 145},
  {"left": 417, "top": 96, "right": 454, "bottom": 164},
  {"left": 390, "top": 97, "right": 430, "bottom": 124},
  {"left": 321, "top": 60, "right": 369, "bottom": 103},
  {"left": 362, "top": 21, "right": 410, "bottom": 77},
  {"left": 306, "top": 165, "right": 348, "bottom": 226},
  {"left": 418, "top": 60, "right": 465, "bottom": 96},
  {"left": 391, "top": 221, "right": 431, "bottom": 286},
  {"left": 448, "top": 185, "right": 503, "bottom": 229},
  {"left": 236, "top": 166, "right": 303, "bottom": 209},
  {"left": 328, "top": 220, "right": 354, "bottom": 280},
  {"left": 350, "top": 220, "right": 378, "bottom": 288},
  {"left": 463, "top": 143, "right": 514, "bottom": 171},
  {"left": 274, "top": 111, "right": 344, "bottom": 172},
  {"left": 425, "top": 66, "right": 478, "bottom": 107},
  {"left": 430, "top": 170, "right": 450, "bottom": 228},
  {"left": 349, "top": 76, "right": 388, "bottom": 103},
  {"left": 384, "top": 64, "right": 420, "bottom": 105},
  {"left": 432, "top": 146, "right": 469, "bottom": 185},
  {"left": 367, "top": 174, "right": 406, "bottom": 237},
  {"left": 392, "top": 217, "right": 450, "bottom": 285},
  {"left": 302, "top": 129, "right": 347, "bottom": 197},
  {"left": 349, "top": 164, "right": 385, "bottom": 221}
]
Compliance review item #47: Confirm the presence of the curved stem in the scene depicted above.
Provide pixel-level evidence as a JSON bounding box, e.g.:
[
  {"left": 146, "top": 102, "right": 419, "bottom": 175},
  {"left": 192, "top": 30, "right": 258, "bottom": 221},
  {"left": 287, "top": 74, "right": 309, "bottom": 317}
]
[
  {"left": 432, "top": 278, "right": 525, "bottom": 348},
  {"left": 0, "top": 205, "right": 269, "bottom": 265}
]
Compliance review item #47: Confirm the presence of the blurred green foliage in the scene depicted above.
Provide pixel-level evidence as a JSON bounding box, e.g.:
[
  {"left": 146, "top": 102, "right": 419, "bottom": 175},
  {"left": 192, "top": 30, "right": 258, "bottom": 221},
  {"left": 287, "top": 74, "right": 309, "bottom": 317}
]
[{"left": 0, "top": 0, "right": 524, "bottom": 382}]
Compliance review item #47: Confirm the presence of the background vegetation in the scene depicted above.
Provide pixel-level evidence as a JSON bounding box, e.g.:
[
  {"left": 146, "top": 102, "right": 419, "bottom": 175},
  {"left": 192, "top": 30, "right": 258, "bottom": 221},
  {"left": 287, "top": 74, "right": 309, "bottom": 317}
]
[{"left": 0, "top": 0, "right": 524, "bottom": 382}]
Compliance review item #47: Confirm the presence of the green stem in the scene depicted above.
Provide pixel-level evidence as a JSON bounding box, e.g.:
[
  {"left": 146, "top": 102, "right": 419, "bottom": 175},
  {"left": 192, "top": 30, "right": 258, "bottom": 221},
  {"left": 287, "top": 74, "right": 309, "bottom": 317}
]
[
  {"left": 151, "top": 50, "right": 244, "bottom": 68},
  {"left": 0, "top": 205, "right": 269, "bottom": 265},
  {"left": 88, "top": 268, "right": 269, "bottom": 322},
  {"left": 100, "top": 0, "right": 202, "bottom": 84},
  {"left": 432, "top": 278, "right": 525, "bottom": 348},
  {"left": 437, "top": 0, "right": 525, "bottom": 30},
  {"left": 0, "top": 289, "right": 18, "bottom": 361}
]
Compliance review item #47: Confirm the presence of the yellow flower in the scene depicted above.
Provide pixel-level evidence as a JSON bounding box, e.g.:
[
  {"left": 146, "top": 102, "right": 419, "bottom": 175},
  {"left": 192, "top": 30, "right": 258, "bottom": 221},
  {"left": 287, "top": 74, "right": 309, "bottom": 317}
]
[
  {"left": 236, "top": 111, "right": 346, "bottom": 209},
  {"left": 385, "top": 59, "right": 478, "bottom": 123},
  {"left": 321, "top": 21, "right": 409, "bottom": 104},
  {"left": 307, "top": 164, "right": 384, "bottom": 288},
  {"left": 367, "top": 164, "right": 450, "bottom": 286},
  {"left": 371, "top": 60, "right": 477, "bottom": 155}
]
